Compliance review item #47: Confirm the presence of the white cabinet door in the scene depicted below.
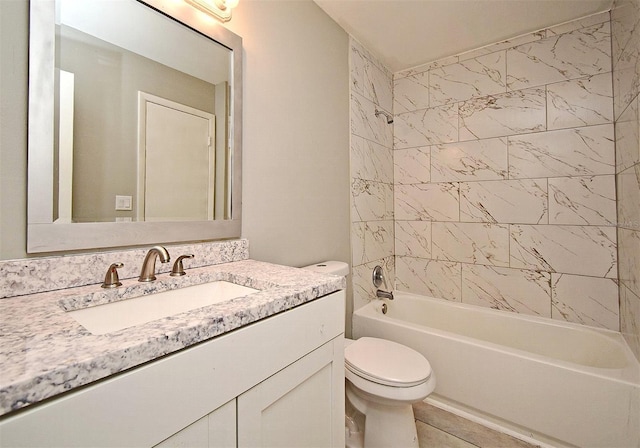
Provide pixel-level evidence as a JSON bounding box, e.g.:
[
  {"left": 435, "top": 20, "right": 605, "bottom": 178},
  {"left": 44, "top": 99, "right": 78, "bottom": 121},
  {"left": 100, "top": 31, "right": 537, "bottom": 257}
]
[
  {"left": 208, "top": 399, "right": 237, "bottom": 448},
  {"left": 237, "top": 337, "right": 344, "bottom": 448},
  {"left": 154, "top": 399, "right": 236, "bottom": 448}
]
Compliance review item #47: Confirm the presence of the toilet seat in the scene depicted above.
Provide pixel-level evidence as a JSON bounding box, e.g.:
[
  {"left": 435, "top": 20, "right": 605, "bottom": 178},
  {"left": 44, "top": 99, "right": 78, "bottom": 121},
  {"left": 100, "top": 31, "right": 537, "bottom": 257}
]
[{"left": 345, "top": 337, "right": 432, "bottom": 387}]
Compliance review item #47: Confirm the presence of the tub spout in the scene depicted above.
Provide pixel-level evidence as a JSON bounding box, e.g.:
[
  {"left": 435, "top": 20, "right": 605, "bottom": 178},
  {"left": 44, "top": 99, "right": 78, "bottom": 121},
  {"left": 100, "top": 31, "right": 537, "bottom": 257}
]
[{"left": 376, "top": 289, "right": 394, "bottom": 300}]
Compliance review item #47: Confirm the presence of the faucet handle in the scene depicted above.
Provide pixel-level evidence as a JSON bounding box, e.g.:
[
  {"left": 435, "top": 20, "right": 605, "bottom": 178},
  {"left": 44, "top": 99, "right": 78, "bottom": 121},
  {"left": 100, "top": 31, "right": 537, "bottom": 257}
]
[
  {"left": 171, "top": 254, "right": 194, "bottom": 277},
  {"left": 372, "top": 265, "right": 388, "bottom": 289},
  {"left": 102, "top": 262, "right": 124, "bottom": 288}
]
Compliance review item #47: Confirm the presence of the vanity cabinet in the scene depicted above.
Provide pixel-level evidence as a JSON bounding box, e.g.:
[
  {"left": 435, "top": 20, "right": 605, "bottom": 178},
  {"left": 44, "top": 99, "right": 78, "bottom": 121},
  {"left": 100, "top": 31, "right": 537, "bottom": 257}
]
[
  {"left": 0, "top": 291, "right": 345, "bottom": 447},
  {"left": 155, "top": 400, "right": 236, "bottom": 448}
]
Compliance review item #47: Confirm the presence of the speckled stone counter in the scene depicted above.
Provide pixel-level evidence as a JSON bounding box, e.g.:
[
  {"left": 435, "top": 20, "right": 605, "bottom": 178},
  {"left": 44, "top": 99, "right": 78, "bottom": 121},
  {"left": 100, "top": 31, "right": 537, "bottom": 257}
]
[{"left": 0, "top": 250, "right": 345, "bottom": 417}]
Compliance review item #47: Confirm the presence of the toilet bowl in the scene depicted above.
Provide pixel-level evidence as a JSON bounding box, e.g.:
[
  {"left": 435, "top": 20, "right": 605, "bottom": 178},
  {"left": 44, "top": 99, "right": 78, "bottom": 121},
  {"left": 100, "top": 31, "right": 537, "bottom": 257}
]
[
  {"left": 344, "top": 337, "right": 435, "bottom": 448},
  {"left": 301, "top": 262, "right": 435, "bottom": 448}
]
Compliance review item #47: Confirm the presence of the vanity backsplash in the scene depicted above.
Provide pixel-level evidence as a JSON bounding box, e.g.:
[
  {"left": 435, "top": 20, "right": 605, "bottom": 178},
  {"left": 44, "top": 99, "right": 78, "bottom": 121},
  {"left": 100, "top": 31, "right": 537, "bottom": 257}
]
[{"left": 0, "top": 239, "right": 249, "bottom": 299}]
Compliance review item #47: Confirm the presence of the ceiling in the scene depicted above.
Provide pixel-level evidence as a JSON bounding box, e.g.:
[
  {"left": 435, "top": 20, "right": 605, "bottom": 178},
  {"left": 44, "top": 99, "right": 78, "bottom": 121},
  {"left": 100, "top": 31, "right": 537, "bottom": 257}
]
[{"left": 313, "top": 0, "right": 614, "bottom": 73}]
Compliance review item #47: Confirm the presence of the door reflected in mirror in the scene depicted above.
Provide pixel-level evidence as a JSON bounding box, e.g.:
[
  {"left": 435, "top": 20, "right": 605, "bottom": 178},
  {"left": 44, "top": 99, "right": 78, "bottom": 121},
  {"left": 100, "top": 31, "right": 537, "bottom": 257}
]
[{"left": 54, "top": 2, "right": 231, "bottom": 223}]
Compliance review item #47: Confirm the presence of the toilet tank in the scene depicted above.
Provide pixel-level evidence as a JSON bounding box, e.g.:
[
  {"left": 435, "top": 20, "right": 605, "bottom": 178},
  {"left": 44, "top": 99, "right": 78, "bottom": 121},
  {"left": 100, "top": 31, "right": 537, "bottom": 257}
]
[{"left": 302, "top": 261, "right": 350, "bottom": 277}]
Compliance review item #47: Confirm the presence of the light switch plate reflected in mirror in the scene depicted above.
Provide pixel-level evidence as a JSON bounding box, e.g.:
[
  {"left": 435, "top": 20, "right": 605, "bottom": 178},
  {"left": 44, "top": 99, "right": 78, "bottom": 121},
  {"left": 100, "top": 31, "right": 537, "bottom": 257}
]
[{"left": 115, "top": 195, "right": 133, "bottom": 211}]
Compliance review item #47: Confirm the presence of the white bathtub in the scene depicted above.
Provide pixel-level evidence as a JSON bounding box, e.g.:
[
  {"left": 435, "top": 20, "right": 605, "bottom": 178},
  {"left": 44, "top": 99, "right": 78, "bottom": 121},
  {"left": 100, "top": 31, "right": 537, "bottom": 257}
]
[{"left": 352, "top": 292, "right": 640, "bottom": 448}]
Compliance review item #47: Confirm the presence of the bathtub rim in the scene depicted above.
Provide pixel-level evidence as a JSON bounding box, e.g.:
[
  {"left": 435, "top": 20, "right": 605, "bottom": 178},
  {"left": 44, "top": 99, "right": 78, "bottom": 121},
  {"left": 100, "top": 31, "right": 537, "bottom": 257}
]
[{"left": 354, "top": 291, "right": 640, "bottom": 385}]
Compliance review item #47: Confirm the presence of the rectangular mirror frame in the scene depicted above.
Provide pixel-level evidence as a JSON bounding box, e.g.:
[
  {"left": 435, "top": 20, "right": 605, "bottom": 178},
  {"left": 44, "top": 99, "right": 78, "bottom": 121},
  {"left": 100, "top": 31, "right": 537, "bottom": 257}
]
[{"left": 27, "top": 0, "right": 242, "bottom": 253}]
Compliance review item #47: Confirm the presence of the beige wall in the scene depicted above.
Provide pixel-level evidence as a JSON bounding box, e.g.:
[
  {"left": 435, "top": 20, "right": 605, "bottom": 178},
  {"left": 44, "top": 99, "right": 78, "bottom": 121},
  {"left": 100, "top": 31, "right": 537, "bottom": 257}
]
[
  {"left": 226, "top": 0, "right": 351, "bottom": 268},
  {"left": 0, "top": 0, "right": 28, "bottom": 258},
  {"left": 0, "top": 0, "right": 350, "bottom": 270}
]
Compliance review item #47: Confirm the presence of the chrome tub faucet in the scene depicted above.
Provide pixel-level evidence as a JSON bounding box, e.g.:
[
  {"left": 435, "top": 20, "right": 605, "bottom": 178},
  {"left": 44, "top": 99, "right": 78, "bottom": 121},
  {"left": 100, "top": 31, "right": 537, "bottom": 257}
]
[
  {"left": 372, "top": 265, "right": 394, "bottom": 300},
  {"left": 376, "top": 289, "right": 394, "bottom": 300}
]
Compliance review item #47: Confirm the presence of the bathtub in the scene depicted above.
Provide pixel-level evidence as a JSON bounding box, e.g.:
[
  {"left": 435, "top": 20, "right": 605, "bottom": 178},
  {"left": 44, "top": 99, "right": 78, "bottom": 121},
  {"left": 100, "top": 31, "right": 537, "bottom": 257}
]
[{"left": 352, "top": 291, "right": 640, "bottom": 448}]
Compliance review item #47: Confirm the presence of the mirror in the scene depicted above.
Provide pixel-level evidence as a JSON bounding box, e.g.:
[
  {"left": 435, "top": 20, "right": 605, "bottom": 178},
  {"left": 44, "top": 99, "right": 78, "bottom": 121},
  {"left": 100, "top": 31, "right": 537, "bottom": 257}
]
[{"left": 28, "top": 0, "right": 242, "bottom": 253}]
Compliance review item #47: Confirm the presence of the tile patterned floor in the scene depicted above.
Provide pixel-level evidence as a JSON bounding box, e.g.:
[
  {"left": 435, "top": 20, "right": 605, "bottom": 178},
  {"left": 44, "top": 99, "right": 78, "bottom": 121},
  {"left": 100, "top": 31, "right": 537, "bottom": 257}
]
[{"left": 414, "top": 402, "right": 541, "bottom": 448}]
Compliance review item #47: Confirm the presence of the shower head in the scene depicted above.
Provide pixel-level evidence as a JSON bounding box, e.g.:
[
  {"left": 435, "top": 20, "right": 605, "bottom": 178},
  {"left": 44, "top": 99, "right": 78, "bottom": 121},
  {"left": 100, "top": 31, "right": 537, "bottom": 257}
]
[{"left": 375, "top": 109, "right": 394, "bottom": 124}]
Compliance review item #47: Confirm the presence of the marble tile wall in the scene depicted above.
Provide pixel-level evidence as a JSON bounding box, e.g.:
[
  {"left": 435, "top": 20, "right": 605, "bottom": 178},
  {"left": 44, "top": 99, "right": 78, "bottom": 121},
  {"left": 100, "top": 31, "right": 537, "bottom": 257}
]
[
  {"left": 350, "top": 39, "right": 395, "bottom": 311},
  {"left": 392, "top": 12, "right": 621, "bottom": 330},
  {"left": 612, "top": 0, "right": 640, "bottom": 359}
]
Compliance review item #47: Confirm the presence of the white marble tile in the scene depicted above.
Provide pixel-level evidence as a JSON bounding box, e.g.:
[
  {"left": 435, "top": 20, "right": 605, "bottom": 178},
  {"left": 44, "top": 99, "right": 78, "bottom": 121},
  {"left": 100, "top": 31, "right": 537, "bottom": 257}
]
[
  {"left": 462, "top": 265, "right": 551, "bottom": 316},
  {"left": 350, "top": 39, "right": 367, "bottom": 98},
  {"left": 547, "top": 73, "right": 613, "bottom": 130},
  {"left": 433, "top": 222, "right": 510, "bottom": 267},
  {"left": 351, "top": 179, "right": 394, "bottom": 222},
  {"left": 611, "top": 0, "right": 639, "bottom": 69},
  {"left": 460, "top": 179, "right": 548, "bottom": 224},
  {"left": 364, "top": 59, "right": 393, "bottom": 112},
  {"left": 353, "top": 258, "right": 395, "bottom": 311},
  {"left": 618, "top": 165, "right": 640, "bottom": 231},
  {"left": 431, "top": 138, "right": 508, "bottom": 182},
  {"left": 351, "top": 135, "right": 393, "bottom": 183},
  {"left": 618, "top": 227, "right": 640, "bottom": 298},
  {"left": 395, "top": 183, "right": 460, "bottom": 221},
  {"left": 551, "top": 274, "right": 619, "bottom": 330},
  {"left": 351, "top": 37, "right": 389, "bottom": 76},
  {"left": 395, "top": 221, "right": 432, "bottom": 258},
  {"left": 615, "top": 95, "right": 640, "bottom": 173},
  {"left": 394, "top": 103, "right": 458, "bottom": 149},
  {"left": 351, "top": 93, "right": 393, "bottom": 147},
  {"left": 459, "top": 88, "right": 546, "bottom": 141},
  {"left": 459, "top": 32, "right": 545, "bottom": 62},
  {"left": 396, "top": 256, "right": 462, "bottom": 302},
  {"left": 620, "top": 284, "right": 640, "bottom": 361},
  {"left": 546, "top": 11, "right": 610, "bottom": 37},
  {"left": 394, "top": 146, "right": 430, "bottom": 184},
  {"left": 613, "top": 52, "right": 640, "bottom": 121},
  {"left": 510, "top": 224, "right": 617, "bottom": 278},
  {"left": 508, "top": 124, "right": 615, "bottom": 178},
  {"left": 506, "top": 22, "right": 611, "bottom": 91},
  {"left": 612, "top": 8, "right": 640, "bottom": 120},
  {"left": 394, "top": 71, "right": 429, "bottom": 114},
  {"left": 396, "top": 55, "right": 459, "bottom": 80},
  {"left": 430, "top": 51, "right": 506, "bottom": 107},
  {"left": 352, "top": 221, "right": 394, "bottom": 265},
  {"left": 549, "top": 175, "right": 617, "bottom": 225}
]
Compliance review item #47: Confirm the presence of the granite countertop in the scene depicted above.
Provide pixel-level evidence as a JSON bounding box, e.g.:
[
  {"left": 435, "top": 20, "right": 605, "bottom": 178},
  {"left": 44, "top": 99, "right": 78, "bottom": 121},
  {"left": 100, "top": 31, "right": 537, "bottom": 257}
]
[{"left": 0, "top": 259, "right": 345, "bottom": 417}]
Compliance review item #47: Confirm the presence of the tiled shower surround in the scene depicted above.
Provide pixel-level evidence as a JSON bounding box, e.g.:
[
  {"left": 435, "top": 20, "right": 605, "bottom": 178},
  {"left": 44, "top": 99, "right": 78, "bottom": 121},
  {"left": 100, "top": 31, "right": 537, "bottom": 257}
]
[
  {"left": 393, "top": 12, "right": 618, "bottom": 329},
  {"left": 613, "top": 0, "right": 640, "bottom": 358},
  {"left": 351, "top": 6, "right": 639, "bottom": 352}
]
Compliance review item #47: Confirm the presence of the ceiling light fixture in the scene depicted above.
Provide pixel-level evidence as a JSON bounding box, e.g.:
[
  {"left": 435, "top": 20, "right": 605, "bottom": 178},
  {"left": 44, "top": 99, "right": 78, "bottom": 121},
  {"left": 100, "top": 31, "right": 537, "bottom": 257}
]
[{"left": 184, "top": 0, "right": 239, "bottom": 22}]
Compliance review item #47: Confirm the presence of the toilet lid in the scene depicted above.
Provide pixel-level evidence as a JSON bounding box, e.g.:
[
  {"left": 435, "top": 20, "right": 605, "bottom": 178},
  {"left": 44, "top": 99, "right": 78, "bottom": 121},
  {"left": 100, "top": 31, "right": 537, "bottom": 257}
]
[{"left": 345, "top": 337, "right": 432, "bottom": 387}]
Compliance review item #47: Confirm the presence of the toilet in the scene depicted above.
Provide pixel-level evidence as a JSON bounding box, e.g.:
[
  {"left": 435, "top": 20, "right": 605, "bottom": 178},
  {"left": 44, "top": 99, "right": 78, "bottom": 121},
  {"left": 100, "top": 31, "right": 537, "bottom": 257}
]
[
  {"left": 303, "top": 262, "right": 436, "bottom": 448},
  {"left": 344, "top": 337, "right": 435, "bottom": 448}
]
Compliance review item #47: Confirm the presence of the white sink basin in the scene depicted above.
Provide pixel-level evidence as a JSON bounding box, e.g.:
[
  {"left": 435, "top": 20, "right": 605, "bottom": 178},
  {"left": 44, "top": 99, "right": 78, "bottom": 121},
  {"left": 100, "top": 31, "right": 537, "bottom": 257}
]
[{"left": 68, "top": 281, "right": 259, "bottom": 335}]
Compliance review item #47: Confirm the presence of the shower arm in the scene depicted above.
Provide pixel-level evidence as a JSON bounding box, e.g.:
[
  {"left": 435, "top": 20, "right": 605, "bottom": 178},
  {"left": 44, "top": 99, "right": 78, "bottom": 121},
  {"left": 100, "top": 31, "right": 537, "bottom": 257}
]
[{"left": 374, "top": 109, "right": 394, "bottom": 124}]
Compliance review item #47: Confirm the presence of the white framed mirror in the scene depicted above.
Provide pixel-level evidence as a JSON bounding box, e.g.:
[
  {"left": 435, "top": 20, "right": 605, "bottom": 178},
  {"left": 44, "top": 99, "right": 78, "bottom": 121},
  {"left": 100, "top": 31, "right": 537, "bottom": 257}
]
[{"left": 27, "top": 0, "right": 242, "bottom": 253}]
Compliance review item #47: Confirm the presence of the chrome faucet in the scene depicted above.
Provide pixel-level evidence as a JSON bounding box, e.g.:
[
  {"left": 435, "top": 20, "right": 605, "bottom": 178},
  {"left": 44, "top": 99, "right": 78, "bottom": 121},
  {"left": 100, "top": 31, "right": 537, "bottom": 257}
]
[
  {"left": 376, "top": 289, "right": 394, "bottom": 300},
  {"left": 372, "top": 265, "right": 394, "bottom": 300},
  {"left": 138, "top": 246, "right": 171, "bottom": 282}
]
